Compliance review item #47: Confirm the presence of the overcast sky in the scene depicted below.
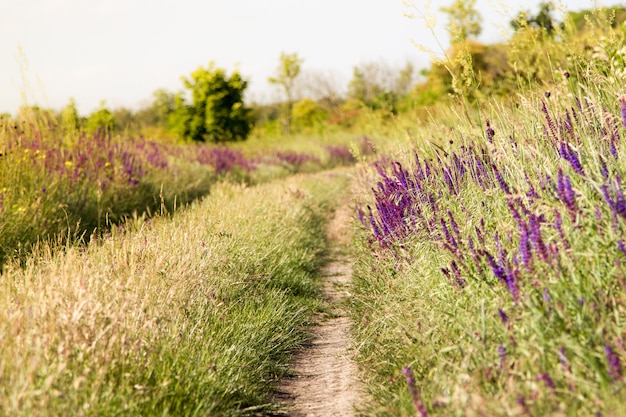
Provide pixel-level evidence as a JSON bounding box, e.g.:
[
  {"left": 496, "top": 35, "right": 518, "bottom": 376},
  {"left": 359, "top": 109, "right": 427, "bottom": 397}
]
[{"left": 0, "top": 0, "right": 616, "bottom": 115}]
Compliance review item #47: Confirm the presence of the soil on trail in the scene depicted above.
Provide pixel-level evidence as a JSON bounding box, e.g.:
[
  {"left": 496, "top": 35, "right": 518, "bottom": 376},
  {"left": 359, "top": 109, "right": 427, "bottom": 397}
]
[{"left": 275, "top": 199, "right": 362, "bottom": 416}]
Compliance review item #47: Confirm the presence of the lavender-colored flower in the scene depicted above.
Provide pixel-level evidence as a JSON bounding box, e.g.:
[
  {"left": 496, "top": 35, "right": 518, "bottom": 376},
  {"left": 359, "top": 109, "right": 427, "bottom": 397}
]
[
  {"left": 440, "top": 217, "right": 458, "bottom": 250},
  {"left": 484, "top": 250, "right": 506, "bottom": 282},
  {"left": 447, "top": 210, "right": 460, "bottom": 240},
  {"left": 619, "top": 240, "right": 626, "bottom": 256},
  {"left": 620, "top": 96, "right": 626, "bottom": 128},
  {"left": 497, "top": 308, "right": 509, "bottom": 327},
  {"left": 402, "top": 367, "right": 428, "bottom": 417},
  {"left": 605, "top": 344, "right": 623, "bottom": 381},
  {"left": 357, "top": 206, "right": 366, "bottom": 227},
  {"left": 529, "top": 214, "right": 549, "bottom": 262},
  {"left": 564, "top": 110, "right": 574, "bottom": 137},
  {"left": 599, "top": 156, "right": 609, "bottom": 179},
  {"left": 543, "top": 287, "right": 551, "bottom": 303},
  {"left": 559, "top": 142, "right": 585, "bottom": 175},
  {"left": 610, "top": 140, "right": 619, "bottom": 159},
  {"left": 486, "top": 119, "right": 495, "bottom": 143},
  {"left": 450, "top": 260, "right": 466, "bottom": 287},
  {"left": 542, "top": 100, "right": 558, "bottom": 140},
  {"left": 525, "top": 174, "right": 540, "bottom": 198},
  {"left": 492, "top": 163, "right": 511, "bottom": 194},
  {"left": 505, "top": 263, "right": 520, "bottom": 304},
  {"left": 536, "top": 373, "right": 556, "bottom": 391},
  {"left": 519, "top": 225, "right": 532, "bottom": 270}
]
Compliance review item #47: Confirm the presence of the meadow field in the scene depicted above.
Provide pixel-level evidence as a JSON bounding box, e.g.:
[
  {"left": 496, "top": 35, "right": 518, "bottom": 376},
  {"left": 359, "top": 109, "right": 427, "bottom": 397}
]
[{"left": 2, "top": 2, "right": 626, "bottom": 416}]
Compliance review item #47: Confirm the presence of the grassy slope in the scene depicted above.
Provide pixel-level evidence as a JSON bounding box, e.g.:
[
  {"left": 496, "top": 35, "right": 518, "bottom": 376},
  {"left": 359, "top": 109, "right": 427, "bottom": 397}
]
[{"left": 0, "top": 169, "right": 351, "bottom": 416}]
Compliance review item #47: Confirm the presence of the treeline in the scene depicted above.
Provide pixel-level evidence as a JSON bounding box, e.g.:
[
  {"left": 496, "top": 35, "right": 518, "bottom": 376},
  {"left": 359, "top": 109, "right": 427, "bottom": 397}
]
[{"left": 3, "top": 2, "right": 626, "bottom": 143}]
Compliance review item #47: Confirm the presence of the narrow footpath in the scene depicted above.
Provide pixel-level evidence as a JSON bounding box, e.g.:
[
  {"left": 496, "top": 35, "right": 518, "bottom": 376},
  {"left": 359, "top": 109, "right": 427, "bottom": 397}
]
[{"left": 275, "top": 198, "right": 362, "bottom": 416}]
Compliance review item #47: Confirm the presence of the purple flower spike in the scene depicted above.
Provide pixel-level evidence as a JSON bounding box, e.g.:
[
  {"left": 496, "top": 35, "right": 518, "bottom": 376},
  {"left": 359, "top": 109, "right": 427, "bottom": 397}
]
[
  {"left": 484, "top": 250, "right": 506, "bottom": 282},
  {"left": 402, "top": 367, "right": 428, "bottom": 417},
  {"left": 492, "top": 163, "right": 511, "bottom": 194},
  {"left": 542, "top": 100, "right": 558, "bottom": 140},
  {"left": 536, "top": 373, "right": 556, "bottom": 391},
  {"left": 486, "top": 119, "right": 495, "bottom": 143},
  {"left": 605, "top": 344, "right": 623, "bottom": 381},
  {"left": 529, "top": 214, "right": 550, "bottom": 262},
  {"left": 620, "top": 96, "right": 626, "bottom": 128},
  {"left": 559, "top": 142, "right": 585, "bottom": 175},
  {"left": 599, "top": 156, "right": 609, "bottom": 179},
  {"left": 447, "top": 210, "right": 460, "bottom": 240},
  {"left": 450, "top": 260, "right": 466, "bottom": 288},
  {"left": 498, "top": 308, "right": 509, "bottom": 327}
]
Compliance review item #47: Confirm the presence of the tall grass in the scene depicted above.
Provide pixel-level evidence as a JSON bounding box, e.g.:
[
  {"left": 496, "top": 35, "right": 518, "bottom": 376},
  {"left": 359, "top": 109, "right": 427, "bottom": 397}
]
[
  {"left": 351, "top": 66, "right": 626, "bottom": 415},
  {"left": 0, "top": 168, "right": 350, "bottom": 416},
  {"left": 0, "top": 112, "right": 363, "bottom": 268}
]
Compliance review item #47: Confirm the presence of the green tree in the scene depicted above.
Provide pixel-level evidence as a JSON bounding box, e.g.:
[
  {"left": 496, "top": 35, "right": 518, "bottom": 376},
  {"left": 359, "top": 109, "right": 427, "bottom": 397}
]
[
  {"left": 112, "top": 107, "right": 136, "bottom": 132},
  {"left": 268, "top": 52, "right": 304, "bottom": 135},
  {"left": 86, "top": 101, "right": 115, "bottom": 134},
  {"left": 291, "top": 98, "right": 328, "bottom": 131},
  {"left": 172, "top": 63, "right": 252, "bottom": 143},
  {"left": 510, "top": 2, "right": 560, "bottom": 35},
  {"left": 61, "top": 98, "right": 81, "bottom": 132},
  {"left": 440, "top": 0, "right": 482, "bottom": 43}
]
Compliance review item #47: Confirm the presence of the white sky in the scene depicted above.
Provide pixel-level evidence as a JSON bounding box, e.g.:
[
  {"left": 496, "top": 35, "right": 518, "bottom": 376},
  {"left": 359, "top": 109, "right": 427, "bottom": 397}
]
[{"left": 0, "top": 0, "right": 617, "bottom": 115}]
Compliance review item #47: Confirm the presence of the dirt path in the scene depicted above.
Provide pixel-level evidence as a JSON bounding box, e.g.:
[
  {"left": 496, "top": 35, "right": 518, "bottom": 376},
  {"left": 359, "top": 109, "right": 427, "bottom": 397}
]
[{"left": 274, "top": 199, "right": 362, "bottom": 416}]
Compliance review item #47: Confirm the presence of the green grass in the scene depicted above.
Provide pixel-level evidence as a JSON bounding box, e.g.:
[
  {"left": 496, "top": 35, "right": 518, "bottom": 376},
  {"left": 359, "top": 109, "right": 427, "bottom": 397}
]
[
  {"left": 0, "top": 169, "right": 351, "bottom": 416},
  {"left": 349, "top": 69, "right": 626, "bottom": 415}
]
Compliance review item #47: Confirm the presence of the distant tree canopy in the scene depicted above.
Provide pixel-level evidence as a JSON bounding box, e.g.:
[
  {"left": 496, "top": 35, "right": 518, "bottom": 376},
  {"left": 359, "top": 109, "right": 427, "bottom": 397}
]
[
  {"left": 510, "top": 1, "right": 560, "bottom": 35},
  {"left": 86, "top": 101, "right": 115, "bottom": 134},
  {"left": 170, "top": 63, "right": 252, "bottom": 143},
  {"left": 440, "top": 0, "right": 482, "bottom": 43},
  {"left": 269, "top": 52, "right": 304, "bottom": 135}
]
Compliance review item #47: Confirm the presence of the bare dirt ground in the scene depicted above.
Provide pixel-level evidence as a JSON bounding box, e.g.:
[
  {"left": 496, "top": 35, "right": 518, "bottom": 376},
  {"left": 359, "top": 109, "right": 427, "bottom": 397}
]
[{"left": 274, "top": 199, "right": 362, "bottom": 416}]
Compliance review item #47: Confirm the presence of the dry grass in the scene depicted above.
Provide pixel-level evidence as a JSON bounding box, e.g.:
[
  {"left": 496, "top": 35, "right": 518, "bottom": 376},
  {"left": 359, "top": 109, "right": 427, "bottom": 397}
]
[{"left": 0, "top": 169, "right": 351, "bottom": 416}]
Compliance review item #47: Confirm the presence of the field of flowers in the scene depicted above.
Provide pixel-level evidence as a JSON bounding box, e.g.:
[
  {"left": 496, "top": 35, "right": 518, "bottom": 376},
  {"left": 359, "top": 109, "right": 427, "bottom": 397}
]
[
  {"left": 0, "top": 115, "right": 360, "bottom": 268},
  {"left": 352, "top": 80, "right": 626, "bottom": 414}
]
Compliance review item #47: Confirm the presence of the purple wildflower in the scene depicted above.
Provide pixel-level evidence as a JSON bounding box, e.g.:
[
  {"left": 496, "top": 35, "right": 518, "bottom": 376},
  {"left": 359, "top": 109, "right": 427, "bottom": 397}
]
[
  {"left": 484, "top": 250, "right": 506, "bottom": 282},
  {"left": 542, "top": 100, "right": 558, "bottom": 140},
  {"left": 519, "top": 225, "right": 532, "bottom": 270},
  {"left": 486, "top": 119, "right": 495, "bottom": 143},
  {"left": 554, "top": 209, "right": 563, "bottom": 237},
  {"left": 497, "top": 308, "right": 509, "bottom": 327},
  {"left": 605, "top": 344, "right": 623, "bottom": 381},
  {"left": 525, "top": 174, "right": 539, "bottom": 198},
  {"left": 402, "top": 367, "right": 428, "bottom": 417},
  {"left": 536, "top": 373, "right": 556, "bottom": 391},
  {"left": 529, "top": 214, "right": 550, "bottom": 262},
  {"left": 492, "top": 163, "right": 511, "bottom": 194},
  {"left": 440, "top": 217, "right": 453, "bottom": 244},
  {"left": 610, "top": 140, "right": 619, "bottom": 159},
  {"left": 599, "top": 156, "right": 609, "bottom": 179},
  {"left": 620, "top": 96, "right": 626, "bottom": 128},
  {"left": 619, "top": 240, "right": 626, "bottom": 256},
  {"left": 564, "top": 110, "right": 574, "bottom": 137},
  {"left": 450, "top": 260, "right": 466, "bottom": 287},
  {"left": 543, "top": 288, "right": 551, "bottom": 303},
  {"left": 447, "top": 210, "right": 460, "bottom": 240},
  {"left": 559, "top": 142, "right": 585, "bottom": 175}
]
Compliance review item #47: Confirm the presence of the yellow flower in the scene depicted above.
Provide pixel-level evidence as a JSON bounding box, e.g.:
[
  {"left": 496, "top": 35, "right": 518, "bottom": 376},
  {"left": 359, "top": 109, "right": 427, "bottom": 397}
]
[{"left": 64, "top": 161, "right": 74, "bottom": 168}]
